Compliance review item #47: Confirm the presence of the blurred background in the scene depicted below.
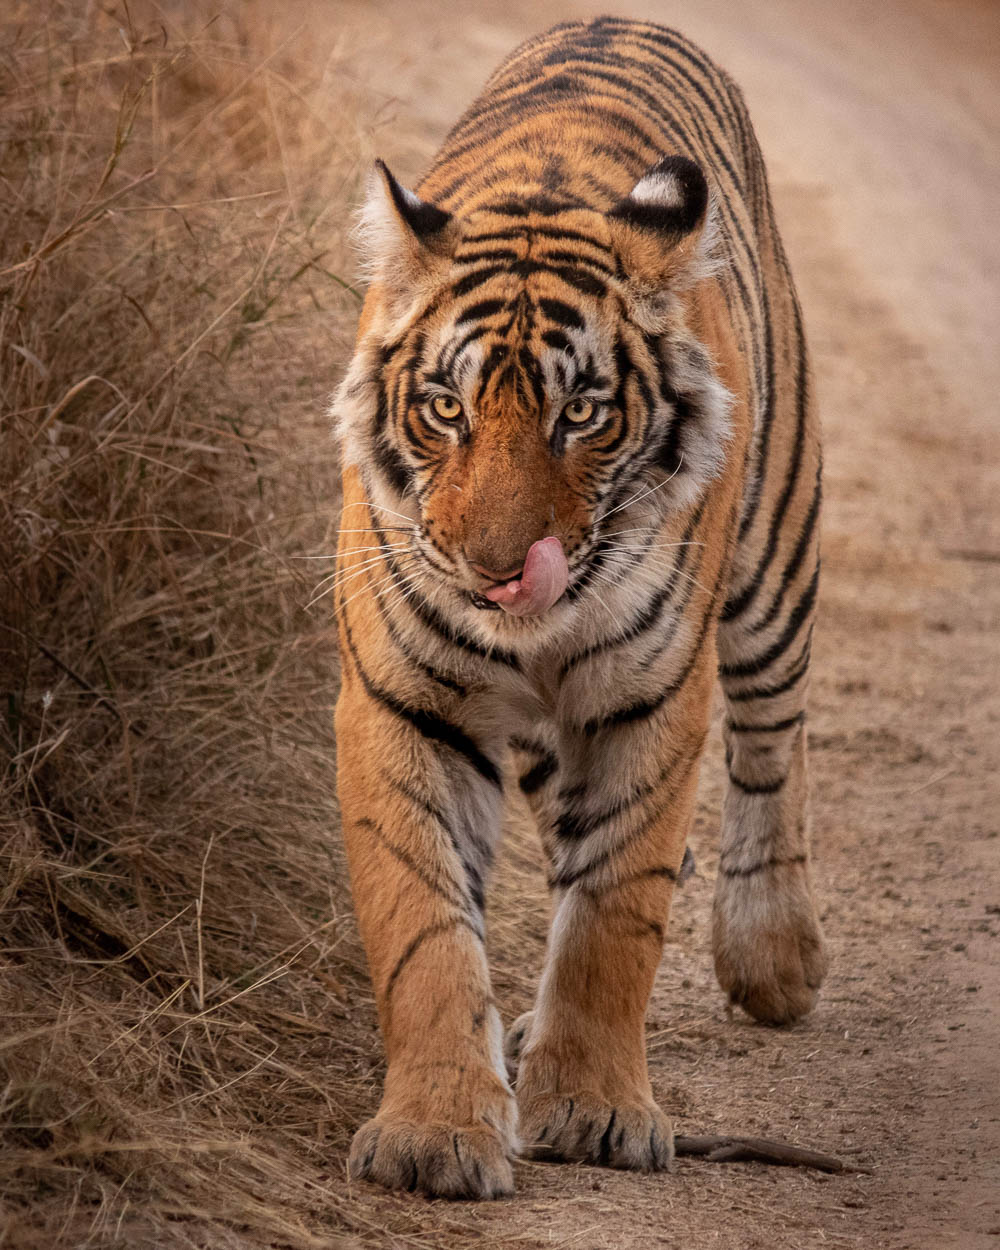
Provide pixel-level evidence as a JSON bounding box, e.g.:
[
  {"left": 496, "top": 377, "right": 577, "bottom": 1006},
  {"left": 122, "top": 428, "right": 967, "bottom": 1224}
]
[{"left": 1, "top": 2, "right": 997, "bottom": 1247}]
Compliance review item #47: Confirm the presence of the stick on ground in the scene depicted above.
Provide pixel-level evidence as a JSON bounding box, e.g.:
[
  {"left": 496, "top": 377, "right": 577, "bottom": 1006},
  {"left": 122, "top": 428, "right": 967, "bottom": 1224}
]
[{"left": 674, "top": 1134, "right": 872, "bottom": 1174}]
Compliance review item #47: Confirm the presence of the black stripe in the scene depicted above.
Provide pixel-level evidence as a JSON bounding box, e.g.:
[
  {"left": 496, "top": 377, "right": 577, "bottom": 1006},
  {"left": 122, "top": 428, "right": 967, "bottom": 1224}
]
[
  {"left": 481, "top": 193, "right": 585, "bottom": 216},
  {"left": 519, "top": 753, "right": 558, "bottom": 795},
  {"left": 541, "top": 328, "right": 573, "bottom": 353},
  {"left": 603, "top": 864, "right": 678, "bottom": 888},
  {"left": 727, "top": 712, "right": 804, "bottom": 734},
  {"left": 537, "top": 297, "right": 585, "bottom": 330},
  {"left": 622, "top": 23, "right": 743, "bottom": 134},
  {"left": 554, "top": 717, "right": 702, "bottom": 845},
  {"left": 723, "top": 630, "right": 812, "bottom": 702},
  {"left": 408, "top": 585, "right": 519, "bottom": 669},
  {"left": 371, "top": 384, "right": 414, "bottom": 499},
  {"left": 518, "top": 343, "right": 547, "bottom": 409},
  {"left": 339, "top": 613, "right": 501, "bottom": 785},
  {"left": 452, "top": 266, "right": 507, "bottom": 298},
  {"left": 653, "top": 392, "right": 696, "bottom": 476},
  {"left": 386, "top": 777, "right": 490, "bottom": 914},
  {"left": 719, "top": 852, "right": 806, "bottom": 877},
  {"left": 725, "top": 295, "right": 808, "bottom": 616},
  {"left": 583, "top": 689, "right": 667, "bottom": 736},
  {"left": 749, "top": 468, "right": 822, "bottom": 635},
  {"left": 510, "top": 735, "right": 549, "bottom": 754},
  {"left": 718, "top": 566, "right": 818, "bottom": 680},
  {"left": 582, "top": 570, "right": 719, "bottom": 736},
  {"left": 550, "top": 734, "right": 704, "bottom": 889},
  {"left": 541, "top": 247, "right": 615, "bottom": 275},
  {"left": 454, "top": 247, "right": 521, "bottom": 264},
  {"left": 384, "top": 919, "right": 478, "bottom": 1002},
  {"left": 455, "top": 298, "right": 508, "bottom": 325},
  {"left": 356, "top": 815, "right": 468, "bottom": 911},
  {"left": 463, "top": 224, "right": 610, "bottom": 250},
  {"left": 727, "top": 771, "right": 786, "bottom": 795},
  {"left": 520, "top": 259, "right": 606, "bottom": 294},
  {"left": 386, "top": 775, "right": 452, "bottom": 834},
  {"left": 374, "top": 589, "right": 467, "bottom": 695},
  {"left": 432, "top": 325, "right": 492, "bottom": 381}
]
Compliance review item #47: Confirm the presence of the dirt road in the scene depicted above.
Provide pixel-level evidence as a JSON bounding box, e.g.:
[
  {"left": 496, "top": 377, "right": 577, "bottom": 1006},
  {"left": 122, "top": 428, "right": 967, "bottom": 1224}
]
[{"left": 326, "top": 1, "right": 1000, "bottom": 1246}]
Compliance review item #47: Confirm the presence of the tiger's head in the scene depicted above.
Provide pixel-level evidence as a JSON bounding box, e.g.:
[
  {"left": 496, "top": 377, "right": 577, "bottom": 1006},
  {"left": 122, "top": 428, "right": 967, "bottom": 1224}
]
[{"left": 334, "top": 155, "right": 731, "bottom": 644}]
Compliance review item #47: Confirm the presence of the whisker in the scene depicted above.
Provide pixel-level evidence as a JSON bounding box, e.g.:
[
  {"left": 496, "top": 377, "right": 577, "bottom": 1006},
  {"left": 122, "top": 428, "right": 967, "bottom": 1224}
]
[
  {"left": 582, "top": 583, "right": 614, "bottom": 620},
  {"left": 356, "top": 569, "right": 426, "bottom": 622},
  {"left": 310, "top": 553, "right": 396, "bottom": 594},
  {"left": 311, "top": 552, "right": 419, "bottom": 609},
  {"left": 588, "top": 567, "right": 629, "bottom": 591},
  {"left": 343, "top": 499, "right": 418, "bottom": 526},
  {"left": 598, "top": 541, "right": 705, "bottom": 553},
  {"left": 330, "top": 567, "right": 404, "bottom": 614},
  {"left": 330, "top": 526, "right": 416, "bottom": 536},
  {"left": 600, "top": 454, "right": 685, "bottom": 521},
  {"left": 292, "top": 542, "right": 409, "bottom": 560}
]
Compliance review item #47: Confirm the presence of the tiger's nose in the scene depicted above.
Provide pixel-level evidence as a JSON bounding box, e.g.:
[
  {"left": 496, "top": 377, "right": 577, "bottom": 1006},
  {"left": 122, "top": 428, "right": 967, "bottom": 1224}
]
[{"left": 469, "top": 559, "right": 524, "bottom": 585}]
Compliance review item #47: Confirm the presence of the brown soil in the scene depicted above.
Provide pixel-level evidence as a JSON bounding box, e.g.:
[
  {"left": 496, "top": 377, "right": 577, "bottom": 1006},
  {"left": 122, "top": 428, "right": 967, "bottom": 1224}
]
[{"left": 3, "top": 2, "right": 997, "bottom": 1247}]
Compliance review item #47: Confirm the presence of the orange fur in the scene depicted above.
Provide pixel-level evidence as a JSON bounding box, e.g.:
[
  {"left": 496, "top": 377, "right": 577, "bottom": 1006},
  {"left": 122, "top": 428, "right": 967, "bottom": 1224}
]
[{"left": 332, "top": 18, "right": 825, "bottom": 1198}]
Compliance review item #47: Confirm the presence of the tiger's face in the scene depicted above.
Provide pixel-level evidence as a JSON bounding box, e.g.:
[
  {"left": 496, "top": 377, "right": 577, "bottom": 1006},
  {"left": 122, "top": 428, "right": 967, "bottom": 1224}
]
[{"left": 335, "top": 158, "right": 731, "bottom": 638}]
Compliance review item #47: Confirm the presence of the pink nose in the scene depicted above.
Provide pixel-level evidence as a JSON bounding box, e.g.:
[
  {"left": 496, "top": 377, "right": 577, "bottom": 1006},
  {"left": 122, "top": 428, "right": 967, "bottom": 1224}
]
[{"left": 469, "top": 560, "right": 523, "bottom": 584}]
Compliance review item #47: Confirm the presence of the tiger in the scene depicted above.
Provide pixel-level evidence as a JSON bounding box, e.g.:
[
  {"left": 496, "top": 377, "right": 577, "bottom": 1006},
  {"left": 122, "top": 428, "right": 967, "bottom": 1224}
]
[{"left": 331, "top": 16, "right": 826, "bottom": 1199}]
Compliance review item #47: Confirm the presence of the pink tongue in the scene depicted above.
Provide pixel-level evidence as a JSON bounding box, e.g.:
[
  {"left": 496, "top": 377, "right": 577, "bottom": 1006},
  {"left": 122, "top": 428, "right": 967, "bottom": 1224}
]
[{"left": 483, "top": 537, "right": 568, "bottom": 616}]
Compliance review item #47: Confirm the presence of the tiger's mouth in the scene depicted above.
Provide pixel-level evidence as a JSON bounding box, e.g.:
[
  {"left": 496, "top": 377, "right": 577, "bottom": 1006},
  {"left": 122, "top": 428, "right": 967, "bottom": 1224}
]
[
  {"left": 464, "top": 537, "right": 571, "bottom": 618},
  {"left": 463, "top": 537, "right": 600, "bottom": 615}
]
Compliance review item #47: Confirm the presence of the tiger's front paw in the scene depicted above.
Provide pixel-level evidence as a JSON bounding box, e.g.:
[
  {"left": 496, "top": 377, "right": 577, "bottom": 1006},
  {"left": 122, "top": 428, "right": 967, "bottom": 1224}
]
[
  {"left": 349, "top": 1116, "right": 514, "bottom": 1199},
  {"left": 517, "top": 1091, "right": 673, "bottom": 1171},
  {"left": 712, "top": 863, "right": 828, "bottom": 1024}
]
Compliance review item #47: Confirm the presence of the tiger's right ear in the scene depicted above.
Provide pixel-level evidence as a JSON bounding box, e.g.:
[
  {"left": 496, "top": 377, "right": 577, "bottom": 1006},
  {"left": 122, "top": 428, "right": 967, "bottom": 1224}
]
[
  {"left": 608, "top": 155, "right": 718, "bottom": 330},
  {"left": 356, "top": 160, "right": 459, "bottom": 316}
]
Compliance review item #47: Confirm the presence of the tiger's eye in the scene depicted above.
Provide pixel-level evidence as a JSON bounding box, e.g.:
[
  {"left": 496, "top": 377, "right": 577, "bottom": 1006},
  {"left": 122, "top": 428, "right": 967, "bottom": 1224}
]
[
  {"left": 562, "top": 397, "right": 595, "bottom": 424},
  {"left": 431, "top": 395, "right": 463, "bottom": 421}
]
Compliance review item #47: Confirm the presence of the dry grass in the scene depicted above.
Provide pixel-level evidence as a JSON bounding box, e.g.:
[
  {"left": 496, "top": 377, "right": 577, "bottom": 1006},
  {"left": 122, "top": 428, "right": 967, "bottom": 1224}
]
[{"left": 0, "top": 3, "right": 399, "bottom": 1244}]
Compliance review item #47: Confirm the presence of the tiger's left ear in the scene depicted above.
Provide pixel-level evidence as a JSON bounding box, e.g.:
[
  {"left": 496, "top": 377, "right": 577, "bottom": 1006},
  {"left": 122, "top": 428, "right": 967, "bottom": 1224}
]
[
  {"left": 356, "top": 160, "right": 460, "bottom": 318},
  {"left": 608, "top": 155, "right": 717, "bottom": 328}
]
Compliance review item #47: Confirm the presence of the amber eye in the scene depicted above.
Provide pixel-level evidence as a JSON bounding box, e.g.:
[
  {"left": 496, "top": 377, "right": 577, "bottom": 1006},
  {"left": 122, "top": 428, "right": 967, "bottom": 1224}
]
[
  {"left": 562, "top": 397, "right": 596, "bottom": 424},
  {"left": 430, "top": 394, "right": 463, "bottom": 422}
]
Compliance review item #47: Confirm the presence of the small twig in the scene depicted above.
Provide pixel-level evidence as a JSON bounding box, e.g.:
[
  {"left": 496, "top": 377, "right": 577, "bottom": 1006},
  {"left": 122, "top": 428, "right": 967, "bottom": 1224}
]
[
  {"left": 1, "top": 623, "right": 143, "bottom": 735},
  {"left": 195, "top": 832, "right": 215, "bottom": 1012},
  {"left": 940, "top": 547, "right": 1000, "bottom": 565},
  {"left": 674, "top": 1134, "right": 871, "bottom": 1174}
]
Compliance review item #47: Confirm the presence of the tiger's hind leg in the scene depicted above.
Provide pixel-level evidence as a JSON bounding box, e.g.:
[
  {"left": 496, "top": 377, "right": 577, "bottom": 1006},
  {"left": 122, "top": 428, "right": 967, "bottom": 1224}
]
[
  {"left": 713, "top": 364, "right": 827, "bottom": 1024},
  {"left": 712, "top": 661, "right": 827, "bottom": 1024}
]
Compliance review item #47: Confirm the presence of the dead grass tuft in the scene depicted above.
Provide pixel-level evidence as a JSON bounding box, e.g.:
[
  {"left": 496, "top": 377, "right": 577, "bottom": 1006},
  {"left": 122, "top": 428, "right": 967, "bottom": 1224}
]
[{"left": 0, "top": 3, "right": 401, "bottom": 1244}]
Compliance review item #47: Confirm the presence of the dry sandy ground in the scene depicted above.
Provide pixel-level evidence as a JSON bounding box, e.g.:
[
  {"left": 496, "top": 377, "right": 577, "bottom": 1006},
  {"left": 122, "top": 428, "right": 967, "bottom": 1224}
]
[{"left": 313, "top": 1, "right": 1000, "bottom": 1247}]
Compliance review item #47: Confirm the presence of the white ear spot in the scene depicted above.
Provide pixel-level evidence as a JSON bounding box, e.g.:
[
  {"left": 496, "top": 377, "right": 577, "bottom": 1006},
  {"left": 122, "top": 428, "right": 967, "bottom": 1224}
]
[
  {"left": 400, "top": 183, "right": 424, "bottom": 212},
  {"left": 629, "top": 171, "right": 683, "bottom": 209}
]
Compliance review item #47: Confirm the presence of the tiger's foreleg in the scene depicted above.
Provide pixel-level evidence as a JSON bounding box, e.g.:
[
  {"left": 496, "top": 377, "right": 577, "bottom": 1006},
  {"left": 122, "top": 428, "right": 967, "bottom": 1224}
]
[
  {"left": 336, "top": 677, "right": 515, "bottom": 1198},
  {"left": 510, "top": 661, "right": 713, "bottom": 1171}
]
